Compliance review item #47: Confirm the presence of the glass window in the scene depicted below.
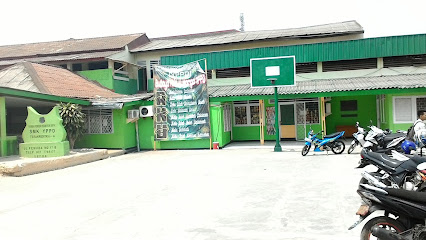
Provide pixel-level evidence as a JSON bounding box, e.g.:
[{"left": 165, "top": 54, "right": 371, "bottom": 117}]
[
  {"left": 233, "top": 101, "right": 261, "bottom": 126},
  {"left": 394, "top": 97, "right": 414, "bottom": 122},
  {"left": 250, "top": 106, "right": 260, "bottom": 124},
  {"left": 234, "top": 106, "right": 247, "bottom": 125}
]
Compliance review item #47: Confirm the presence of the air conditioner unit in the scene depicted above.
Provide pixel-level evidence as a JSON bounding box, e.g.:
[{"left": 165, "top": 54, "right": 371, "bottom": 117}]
[
  {"left": 139, "top": 106, "right": 153, "bottom": 117},
  {"left": 127, "top": 109, "right": 140, "bottom": 119}
]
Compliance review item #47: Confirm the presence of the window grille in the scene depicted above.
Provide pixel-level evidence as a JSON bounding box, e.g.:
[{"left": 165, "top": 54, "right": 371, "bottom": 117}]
[
  {"left": 296, "top": 62, "right": 317, "bottom": 73},
  {"left": 323, "top": 58, "right": 377, "bottom": 72},
  {"left": 216, "top": 67, "right": 250, "bottom": 78},
  {"left": 150, "top": 60, "right": 161, "bottom": 78},
  {"left": 82, "top": 109, "right": 114, "bottom": 134},
  {"left": 233, "top": 101, "right": 261, "bottom": 126},
  {"left": 384, "top": 54, "right": 426, "bottom": 68}
]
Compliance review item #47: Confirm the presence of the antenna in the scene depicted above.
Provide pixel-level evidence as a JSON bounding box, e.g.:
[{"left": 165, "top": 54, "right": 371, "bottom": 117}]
[{"left": 240, "top": 13, "right": 245, "bottom": 32}]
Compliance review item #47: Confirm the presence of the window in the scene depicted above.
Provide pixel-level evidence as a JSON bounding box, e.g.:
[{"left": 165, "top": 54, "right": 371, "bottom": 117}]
[
  {"left": 393, "top": 96, "right": 426, "bottom": 123},
  {"left": 323, "top": 58, "right": 377, "bottom": 72},
  {"left": 150, "top": 60, "right": 161, "bottom": 78},
  {"left": 82, "top": 109, "right": 114, "bottom": 134},
  {"left": 72, "top": 63, "right": 82, "bottom": 71},
  {"left": 296, "top": 62, "right": 317, "bottom": 73},
  {"left": 88, "top": 61, "right": 108, "bottom": 70},
  {"left": 216, "top": 67, "right": 250, "bottom": 78},
  {"left": 223, "top": 104, "right": 231, "bottom": 132},
  {"left": 384, "top": 54, "right": 426, "bottom": 68},
  {"left": 233, "top": 101, "right": 260, "bottom": 126},
  {"left": 340, "top": 100, "right": 357, "bottom": 111}
]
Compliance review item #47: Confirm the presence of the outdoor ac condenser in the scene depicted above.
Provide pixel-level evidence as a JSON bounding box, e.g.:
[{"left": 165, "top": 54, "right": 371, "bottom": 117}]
[
  {"left": 139, "top": 106, "right": 153, "bottom": 117},
  {"left": 127, "top": 109, "right": 140, "bottom": 119}
]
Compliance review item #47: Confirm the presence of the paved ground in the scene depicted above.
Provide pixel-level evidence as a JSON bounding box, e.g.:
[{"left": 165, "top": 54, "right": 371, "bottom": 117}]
[{"left": 0, "top": 142, "right": 367, "bottom": 240}]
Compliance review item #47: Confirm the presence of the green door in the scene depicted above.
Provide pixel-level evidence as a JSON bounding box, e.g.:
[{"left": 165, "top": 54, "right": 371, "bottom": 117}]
[{"left": 280, "top": 104, "right": 296, "bottom": 138}]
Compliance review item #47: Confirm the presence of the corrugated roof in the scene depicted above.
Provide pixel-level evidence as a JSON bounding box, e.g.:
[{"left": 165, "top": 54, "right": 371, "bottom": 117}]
[
  {"left": 0, "top": 50, "right": 121, "bottom": 67},
  {"left": 207, "top": 73, "right": 426, "bottom": 98},
  {"left": 0, "top": 62, "right": 123, "bottom": 99},
  {"left": 132, "top": 21, "right": 363, "bottom": 52},
  {"left": 0, "top": 33, "right": 144, "bottom": 59}
]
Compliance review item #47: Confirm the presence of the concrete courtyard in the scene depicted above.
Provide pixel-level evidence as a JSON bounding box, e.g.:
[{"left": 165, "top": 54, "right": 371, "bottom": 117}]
[{"left": 0, "top": 144, "right": 367, "bottom": 240}]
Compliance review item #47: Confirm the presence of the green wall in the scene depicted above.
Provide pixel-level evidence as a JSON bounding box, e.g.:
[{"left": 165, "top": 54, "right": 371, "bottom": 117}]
[
  {"left": 79, "top": 69, "right": 114, "bottom": 90},
  {"left": 114, "top": 78, "right": 138, "bottom": 95},
  {"left": 325, "top": 95, "right": 377, "bottom": 134},
  {"left": 382, "top": 91, "right": 426, "bottom": 132},
  {"left": 75, "top": 106, "right": 137, "bottom": 149},
  {"left": 79, "top": 69, "right": 138, "bottom": 95}
]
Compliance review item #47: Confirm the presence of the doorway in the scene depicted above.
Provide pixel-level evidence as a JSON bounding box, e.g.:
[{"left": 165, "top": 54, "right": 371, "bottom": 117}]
[{"left": 279, "top": 104, "right": 296, "bottom": 139}]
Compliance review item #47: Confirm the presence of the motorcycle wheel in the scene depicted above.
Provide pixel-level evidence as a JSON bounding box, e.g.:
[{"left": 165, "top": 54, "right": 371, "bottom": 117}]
[
  {"left": 331, "top": 140, "right": 345, "bottom": 154},
  {"left": 360, "top": 216, "right": 406, "bottom": 240},
  {"left": 347, "top": 142, "right": 357, "bottom": 154},
  {"left": 301, "top": 145, "right": 311, "bottom": 156}
]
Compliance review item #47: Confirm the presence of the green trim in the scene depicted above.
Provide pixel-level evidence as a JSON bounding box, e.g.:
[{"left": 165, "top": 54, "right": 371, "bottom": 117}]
[
  {"left": 0, "top": 87, "right": 90, "bottom": 105},
  {"left": 209, "top": 88, "right": 426, "bottom": 102},
  {"left": 161, "top": 34, "right": 426, "bottom": 69}
]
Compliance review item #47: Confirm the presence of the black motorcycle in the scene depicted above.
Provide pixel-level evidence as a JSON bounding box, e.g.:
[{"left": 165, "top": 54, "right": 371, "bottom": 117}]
[
  {"left": 357, "top": 148, "right": 426, "bottom": 190},
  {"left": 363, "top": 123, "right": 406, "bottom": 154},
  {"left": 349, "top": 183, "right": 426, "bottom": 240}
]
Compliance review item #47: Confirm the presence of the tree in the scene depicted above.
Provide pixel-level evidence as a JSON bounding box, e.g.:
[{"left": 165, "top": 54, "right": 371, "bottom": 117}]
[{"left": 57, "top": 102, "right": 86, "bottom": 149}]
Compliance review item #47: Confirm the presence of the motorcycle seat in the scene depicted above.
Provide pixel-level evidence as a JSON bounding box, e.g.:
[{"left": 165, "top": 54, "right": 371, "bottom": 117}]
[
  {"left": 385, "top": 187, "right": 426, "bottom": 204},
  {"left": 323, "top": 132, "right": 341, "bottom": 138},
  {"left": 384, "top": 133, "right": 405, "bottom": 142},
  {"left": 364, "top": 151, "right": 403, "bottom": 169},
  {"left": 406, "top": 154, "right": 426, "bottom": 165}
]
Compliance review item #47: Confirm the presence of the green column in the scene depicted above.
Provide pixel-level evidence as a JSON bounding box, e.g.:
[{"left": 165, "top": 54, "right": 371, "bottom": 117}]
[
  {"left": 274, "top": 87, "right": 282, "bottom": 152},
  {"left": 0, "top": 97, "right": 7, "bottom": 156}
]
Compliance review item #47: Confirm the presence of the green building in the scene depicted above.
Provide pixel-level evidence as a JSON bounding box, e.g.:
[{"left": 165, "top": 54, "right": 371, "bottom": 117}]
[{"left": 0, "top": 20, "right": 426, "bottom": 154}]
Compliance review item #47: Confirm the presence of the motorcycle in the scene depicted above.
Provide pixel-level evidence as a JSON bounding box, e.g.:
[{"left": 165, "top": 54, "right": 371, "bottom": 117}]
[
  {"left": 349, "top": 182, "right": 426, "bottom": 240},
  {"left": 357, "top": 149, "right": 426, "bottom": 190},
  {"left": 301, "top": 129, "right": 345, "bottom": 156},
  {"left": 347, "top": 122, "right": 367, "bottom": 154},
  {"left": 364, "top": 123, "right": 406, "bottom": 154}
]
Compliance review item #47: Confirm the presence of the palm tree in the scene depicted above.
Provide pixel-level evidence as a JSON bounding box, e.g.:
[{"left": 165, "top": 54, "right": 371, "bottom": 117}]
[{"left": 57, "top": 102, "right": 85, "bottom": 149}]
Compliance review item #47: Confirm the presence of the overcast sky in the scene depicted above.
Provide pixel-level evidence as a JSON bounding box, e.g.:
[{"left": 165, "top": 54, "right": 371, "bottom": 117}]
[{"left": 1, "top": 0, "right": 425, "bottom": 46}]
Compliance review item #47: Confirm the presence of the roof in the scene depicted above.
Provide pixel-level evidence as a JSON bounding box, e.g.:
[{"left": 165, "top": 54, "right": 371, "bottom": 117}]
[
  {"left": 0, "top": 62, "right": 123, "bottom": 99},
  {"left": 207, "top": 73, "right": 426, "bottom": 98},
  {"left": 0, "top": 33, "right": 146, "bottom": 62},
  {"left": 0, "top": 50, "right": 121, "bottom": 68},
  {"left": 132, "top": 21, "right": 363, "bottom": 52}
]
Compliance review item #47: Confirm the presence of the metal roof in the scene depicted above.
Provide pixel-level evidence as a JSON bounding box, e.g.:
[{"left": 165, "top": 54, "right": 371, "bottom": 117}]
[
  {"left": 0, "top": 34, "right": 144, "bottom": 59},
  {"left": 132, "top": 21, "right": 363, "bottom": 52},
  {"left": 162, "top": 34, "right": 426, "bottom": 69},
  {"left": 207, "top": 73, "right": 426, "bottom": 98},
  {"left": 0, "top": 50, "right": 121, "bottom": 67}
]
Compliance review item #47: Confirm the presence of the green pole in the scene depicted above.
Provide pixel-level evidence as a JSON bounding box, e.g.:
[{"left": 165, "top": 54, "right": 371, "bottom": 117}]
[{"left": 274, "top": 87, "right": 282, "bottom": 152}]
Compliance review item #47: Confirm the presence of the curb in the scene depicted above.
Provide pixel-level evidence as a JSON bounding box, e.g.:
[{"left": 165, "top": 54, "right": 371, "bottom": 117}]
[{"left": 0, "top": 149, "right": 111, "bottom": 177}]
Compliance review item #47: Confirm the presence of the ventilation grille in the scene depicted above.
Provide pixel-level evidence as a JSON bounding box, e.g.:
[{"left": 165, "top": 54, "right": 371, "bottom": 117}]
[
  {"left": 216, "top": 67, "right": 250, "bottom": 78},
  {"left": 323, "top": 58, "right": 377, "bottom": 72},
  {"left": 296, "top": 62, "right": 317, "bottom": 73},
  {"left": 384, "top": 54, "right": 426, "bottom": 68}
]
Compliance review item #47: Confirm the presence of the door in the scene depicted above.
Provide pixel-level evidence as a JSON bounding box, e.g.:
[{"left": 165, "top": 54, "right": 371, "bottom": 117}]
[{"left": 280, "top": 104, "right": 296, "bottom": 138}]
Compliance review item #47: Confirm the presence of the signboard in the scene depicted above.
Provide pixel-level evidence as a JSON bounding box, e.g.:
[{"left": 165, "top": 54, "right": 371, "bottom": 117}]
[
  {"left": 250, "top": 56, "right": 296, "bottom": 88},
  {"left": 153, "top": 61, "right": 210, "bottom": 141},
  {"left": 20, "top": 106, "right": 69, "bottom": 158}
]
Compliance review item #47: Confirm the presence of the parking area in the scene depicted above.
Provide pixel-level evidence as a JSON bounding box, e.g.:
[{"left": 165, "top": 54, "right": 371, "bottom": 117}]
[{"left": 0, "top": 143, "right": 365, "bottom": 240}]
